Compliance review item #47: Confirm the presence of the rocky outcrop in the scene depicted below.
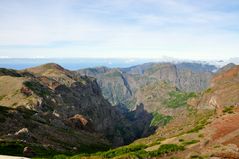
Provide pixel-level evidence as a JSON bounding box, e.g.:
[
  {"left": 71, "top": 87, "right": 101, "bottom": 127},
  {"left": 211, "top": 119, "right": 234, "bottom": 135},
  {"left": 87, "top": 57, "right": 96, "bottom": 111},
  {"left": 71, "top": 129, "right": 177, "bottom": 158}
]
[
  {"left": 65, "top": 114, "right": 94, "bottom": 131},
  {"left": 0, "top": 63, "right": 155, "bottom": 154},
  {"left": 23, "top": 147, "right": 35, "bottom": 157}
]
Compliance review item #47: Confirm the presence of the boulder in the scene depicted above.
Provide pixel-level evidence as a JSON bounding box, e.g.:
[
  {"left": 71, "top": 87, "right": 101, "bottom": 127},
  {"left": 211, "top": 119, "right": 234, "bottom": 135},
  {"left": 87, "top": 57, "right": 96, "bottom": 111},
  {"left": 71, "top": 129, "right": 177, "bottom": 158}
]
[
  {"left": 65, "top": 114, "right": 93, "bottom": 131},
  {"left": 15, "top": 128, "right": 29, "bottom": 140},
  {"left": 23, "top": 147, "right": 35, "bottom": 157}
]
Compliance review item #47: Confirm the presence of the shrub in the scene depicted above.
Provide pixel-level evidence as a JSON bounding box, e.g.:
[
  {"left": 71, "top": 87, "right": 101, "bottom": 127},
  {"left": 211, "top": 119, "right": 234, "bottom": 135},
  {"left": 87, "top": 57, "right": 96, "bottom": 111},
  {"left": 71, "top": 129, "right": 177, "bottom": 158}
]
[
  {"left": 198, "top": 134, "right": 204, "bottom": 138},
  {"left": 0, "top": 95, "right": 6, "bottom": 101},
  {"left": 149, "top": 144, "right": 185, "bottom": 157},
  {"left": 148, "top": 140, "right": 161, "bottom": 147},
  {"left": 187, "top": 118, "right": 209, "bottom": 133},
  {"left": 182, "top": 140, "right": 199, "bottom": 146},
  {"left": 190, "top": 155, "right": 204, "bottom": 159},
  {"left": 105, "top": 71, "right": 121, "bottom": 78},
  {"left": 55, "top": 144, "right": 185, "bottom": 159},
  {"left": 205, "top": 88, "right": 213, "bottom": 93},
  {"left": 102, "top": 144, "right": 147, "bottom": 158},
  {"left": 223, "top": 106, "right": 234, "bottom": 114},
  {"left": 52, "top": 155, "right": 68, "bottom": 159},
  {"left": 0, "top": 141, "right": 24, "bottom": 156},
  {"left": 150, "top": 112, "right": 172, "bottom": 127},
  {"left": 23, "top": 80, "right": 51, "bottom": 97},
  {"left": 164, "top": 91, "right": 196, "bottom": 108}
]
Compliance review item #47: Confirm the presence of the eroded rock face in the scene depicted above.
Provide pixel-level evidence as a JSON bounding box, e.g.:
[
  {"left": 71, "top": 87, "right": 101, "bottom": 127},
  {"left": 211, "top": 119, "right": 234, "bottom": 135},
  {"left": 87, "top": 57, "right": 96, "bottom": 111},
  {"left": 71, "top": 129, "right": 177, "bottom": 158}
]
[
  {"left": 77, "top": 62, "right": 215, "bottom": 111},
  {"left": 197, "top": 65, "right": 239, "bottom": 109}
]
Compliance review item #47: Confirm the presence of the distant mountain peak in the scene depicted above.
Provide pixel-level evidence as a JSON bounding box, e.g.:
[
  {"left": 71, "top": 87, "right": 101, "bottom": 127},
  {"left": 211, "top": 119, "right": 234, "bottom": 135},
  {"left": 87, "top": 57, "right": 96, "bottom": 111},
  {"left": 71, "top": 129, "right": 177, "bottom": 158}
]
[
  {"left": 33, "top": 63, "right": 65, "bottom": 70},
  {"left": 25, "top": 63, "right": 69, "bottom": 76},
  {"left": 216, "top": 63, "right": 236, "bottom": 74}
]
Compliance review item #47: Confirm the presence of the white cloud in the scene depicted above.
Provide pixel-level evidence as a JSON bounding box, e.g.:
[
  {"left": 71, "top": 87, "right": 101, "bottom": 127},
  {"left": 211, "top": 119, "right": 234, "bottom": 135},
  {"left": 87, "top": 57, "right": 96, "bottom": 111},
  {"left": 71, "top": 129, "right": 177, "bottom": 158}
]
[{"left": 0, "top": 0, "right": 238, "bottom": 60}]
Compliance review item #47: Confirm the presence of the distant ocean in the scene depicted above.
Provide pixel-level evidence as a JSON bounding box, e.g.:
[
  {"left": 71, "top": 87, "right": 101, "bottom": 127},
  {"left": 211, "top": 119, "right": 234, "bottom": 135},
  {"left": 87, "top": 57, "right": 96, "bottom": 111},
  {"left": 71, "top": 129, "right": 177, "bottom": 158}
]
[{"left": 0, "top": 58, "right": 154, "bottom": 70}]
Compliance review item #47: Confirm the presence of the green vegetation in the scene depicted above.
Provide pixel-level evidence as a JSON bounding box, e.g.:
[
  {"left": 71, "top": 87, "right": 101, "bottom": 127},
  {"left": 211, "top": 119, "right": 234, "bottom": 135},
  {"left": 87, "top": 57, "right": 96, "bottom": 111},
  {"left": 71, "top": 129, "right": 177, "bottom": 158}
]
[
  {"left": 187, "top": 117, "right": 209, "bottom": 133},
  {"left": 0, "top": 68, "right": 21, "bottom": 77},
  {"left": 181, "top": 140, "right": 199, "bottom": 146},
  {"left": 187, "top": 125, "right": 204, "bottom": 133},
  {"left": 0, "top": 95, "right": 6, "bottom": 100},
  {"left": 204, "top": 88, "right": 213, "bottom": 94},
  {"left": 99, "top": 144, "right": 184, "bottom": 159},
  {"left": 0, "top": 105, "right": 11, "bottom": 112},
  {"left": 150, "top": 112, "right": 172, "bottom": 126},
  {"left": 223, "top": 106, "right": 234, "bottom": 114},
  {"left": 0, "top": 140, "right": 109, "bottom": 158},
  {"left": 105, "top": 71, "right": 122, "bottom": 78},
  {"left": 149, "top": 144, "right": 184, "bottom": 157},
  {"left": 50, "top": 155, "right": 70, "bottom": 159},
  {"left": 16, "top": 106, "right": 36, "bottom": 119},
  {"left": 0, "top": 141, "right": 24, "bottom": 156},
  {"left": 0, "top": 105, "right": 36, "bottom": 122},
  {"left": 101, "top": 144, "right": 147, "bottom": 158},
  {"left": 164, "top": 91, "right": 197, "bottom": 108},
  {"left": 190, "top": 155, "right": 204, "bottom": 159},
  {"left": 148, "top": 139, "right": 161, "bottom": 147},
  {"left": 37, "top": 144, "right": 185, "bottom": 159},
  {"left": 0, "top": 139, "right": 108, "bottom": 159},
  {"left": 23, "top": 80, "right": 51, "bottom": 97},
  {"left": 0, "top": 105, "right": 13, "bottom": 122},
  {"left": 0, "top": 140, "right": 59, "bottom": 157},
  {"left": 124, "top": 98, "right": 137, "bottom": 110},
  {"left": 198, "top": 134, "right": 204, "bottom": 138},
  {"left": 146, "top": 65, "right": 161, "bottom": 74}
]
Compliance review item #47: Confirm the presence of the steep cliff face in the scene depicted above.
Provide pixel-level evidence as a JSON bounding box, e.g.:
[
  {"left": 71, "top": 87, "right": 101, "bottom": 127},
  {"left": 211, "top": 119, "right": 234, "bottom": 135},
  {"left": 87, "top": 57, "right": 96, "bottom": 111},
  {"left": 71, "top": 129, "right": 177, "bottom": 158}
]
[
  {"left": 78, "top": 62, "right": 215, "bottom": 111},
  {"left": 0, "top": 63, "right": 154, "bottom": 155},
  {"left": 194, "top": 65, "right": 239, "bottom": 109},
  {"left": 176, "top": 67, "right": 213, "bottom": 92}
]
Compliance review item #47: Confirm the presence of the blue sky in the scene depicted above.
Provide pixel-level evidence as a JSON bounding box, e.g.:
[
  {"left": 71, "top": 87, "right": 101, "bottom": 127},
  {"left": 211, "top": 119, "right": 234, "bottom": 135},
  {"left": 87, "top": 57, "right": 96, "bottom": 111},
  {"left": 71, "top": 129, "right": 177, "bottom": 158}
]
[{"left": 0, "top": 0, "right": 239, "bottom": 60}]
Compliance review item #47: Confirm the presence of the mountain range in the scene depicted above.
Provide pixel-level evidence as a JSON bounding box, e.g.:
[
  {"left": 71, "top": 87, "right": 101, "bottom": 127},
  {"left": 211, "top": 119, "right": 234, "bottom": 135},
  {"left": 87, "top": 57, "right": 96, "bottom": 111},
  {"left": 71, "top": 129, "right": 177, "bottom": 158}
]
[
  {"left": 78, "top": 62, "right": 216, "bottom": 111},
  {"left": 0, "top": 61, "right": 239, "bottom": 159}
]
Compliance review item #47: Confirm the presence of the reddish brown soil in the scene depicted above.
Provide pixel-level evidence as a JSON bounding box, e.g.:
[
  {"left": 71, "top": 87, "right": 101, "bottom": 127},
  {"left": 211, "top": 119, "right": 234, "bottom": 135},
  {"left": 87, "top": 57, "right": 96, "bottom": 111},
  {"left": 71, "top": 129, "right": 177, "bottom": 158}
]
[
  {"left": 224, "top": 135, "right": 239, "bottom": 147},
  {"left": 211, "top": 110, "right": 239, "bottom": 146},
  {"left": 212, "top": 65, "right": 239, "bottom": 83}
]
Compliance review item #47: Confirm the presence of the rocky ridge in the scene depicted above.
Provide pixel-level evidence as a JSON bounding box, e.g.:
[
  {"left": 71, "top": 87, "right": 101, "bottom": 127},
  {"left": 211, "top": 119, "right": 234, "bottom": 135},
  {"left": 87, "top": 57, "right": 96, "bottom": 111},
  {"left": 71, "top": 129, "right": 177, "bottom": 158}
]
[
  {"left": 78, "top": 62, "right": 216, "bottom": 111},
  {"left": 0, "top": 63, "right": 154, "bottom": 156}
]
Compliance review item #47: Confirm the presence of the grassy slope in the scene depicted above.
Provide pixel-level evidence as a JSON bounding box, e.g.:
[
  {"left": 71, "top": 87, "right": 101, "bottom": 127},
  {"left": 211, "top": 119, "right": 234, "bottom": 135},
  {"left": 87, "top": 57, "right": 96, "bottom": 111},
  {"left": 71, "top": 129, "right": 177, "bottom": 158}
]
[{"left": 32, "top": 105, "right": 214, "bottom": 159}]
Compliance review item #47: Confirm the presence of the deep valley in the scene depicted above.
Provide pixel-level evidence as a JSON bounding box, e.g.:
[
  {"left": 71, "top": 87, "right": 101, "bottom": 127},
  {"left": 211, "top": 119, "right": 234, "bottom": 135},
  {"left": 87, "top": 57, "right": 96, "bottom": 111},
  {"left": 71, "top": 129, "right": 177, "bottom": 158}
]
[{"left": 0, "top": 62, "right": 239, "bottom": 159}]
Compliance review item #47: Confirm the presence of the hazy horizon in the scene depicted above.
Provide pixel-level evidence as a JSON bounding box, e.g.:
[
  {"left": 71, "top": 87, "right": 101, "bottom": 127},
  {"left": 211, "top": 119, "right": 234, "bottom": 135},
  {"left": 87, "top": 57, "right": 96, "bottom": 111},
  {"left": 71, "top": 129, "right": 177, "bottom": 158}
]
[{"left": 0, "top": 57, "right": 238, "bottom": 70}]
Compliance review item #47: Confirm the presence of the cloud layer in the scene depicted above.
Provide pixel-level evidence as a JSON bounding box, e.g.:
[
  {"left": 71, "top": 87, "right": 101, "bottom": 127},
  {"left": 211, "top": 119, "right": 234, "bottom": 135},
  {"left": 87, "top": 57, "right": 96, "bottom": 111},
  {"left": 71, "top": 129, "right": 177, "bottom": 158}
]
[{"left": 0, "top": 0, "right": 239, "bottom": 59}]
